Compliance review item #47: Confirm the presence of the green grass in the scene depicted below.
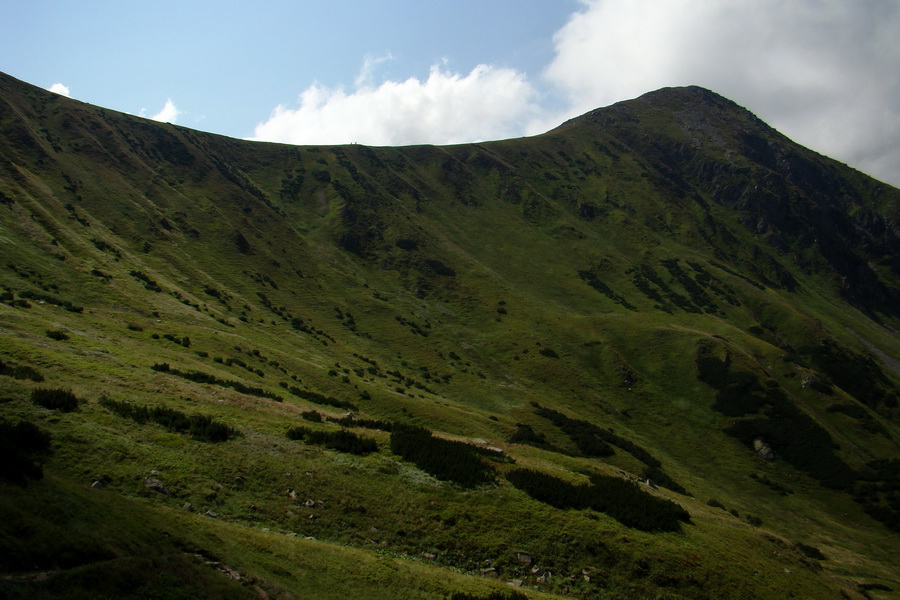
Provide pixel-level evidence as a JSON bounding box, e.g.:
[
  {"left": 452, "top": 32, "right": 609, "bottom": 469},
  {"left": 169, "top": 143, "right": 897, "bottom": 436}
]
[{"left": 1, "top": 72, "right": 899, "bottom": 599}]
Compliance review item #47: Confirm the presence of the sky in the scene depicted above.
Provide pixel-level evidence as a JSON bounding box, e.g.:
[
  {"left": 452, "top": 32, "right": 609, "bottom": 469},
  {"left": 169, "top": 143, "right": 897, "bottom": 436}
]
[{"left": 3, "top": 0, "right": 899, "bottom": 187}]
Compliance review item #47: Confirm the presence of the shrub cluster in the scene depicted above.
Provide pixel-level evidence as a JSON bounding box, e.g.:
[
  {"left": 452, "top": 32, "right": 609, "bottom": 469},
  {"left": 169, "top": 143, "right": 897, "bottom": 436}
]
[
  {"left": 128, "top": 270, "right": 162, "bottom": 292},
  {"left": 450, "top": 591, "right": 527, "bottom": 600},
  {"left": 45, "top": 329, "right": 69, "bottom": 341},
  {"left": 507, "top": 423, "right": 557, "bottom": 452},
  {"left": 18, "top": 290, "right": 83, "bottom": 312},
  {"left": 151, "top": 363, "right": 282, "bottom": 401},
  {"left": 31, "top": 387, "right": 79, "bottom": 412},
  {"left": 577, "top": 269, "right": 636, "bottom": 310},
  {"left": 695, "top": 343, "right": 773, "bottom": 417},
  {"left": 390, "top": 426, "right": 496, "bottom": 488},
  {"left": 100, "top": 397, "right": 238, "bottom": 442},
  {"left": 286, "top": 426, "right": 377, "bottom": 455},
  {"left": 506, "top": 468, "right": 690, "bottom": 532},
  {"left": 532, "top": 405, "right": 687, "bottom": 493},
  {"left": 0, "top": 359, "right": 44, "bottom": 382},
  {"left": 0, "top": 289, "right": 31, "bottom": 308},
  {"left": 726, "top": 411, "right": 856, "bottom": 490},
  {"left": 804, "top": 340, "right": 898, "bottom": 408},
  {"left": 854, "top": 459, "right": 900, "bottom": 532},
  {"left": 795, "top": 543, "right": 826, "bottom": 560},
  {"left": 533, "top": 406, "right": 614, "bottom": 457},
  {"left": 327, "top": 415, "right": 394, "bottom": 431},
  {"left": 697, "top": 342, "right": 856, "bottom": 489},
  {"left": 630, "top": 264, "right": 697, "bottom": 313},
  {"left": 0, "top": 419, "right": 51, "bottom": 484},
  {"left": 283, "top": 385, "right": 356, "bottom": 411},
  {"left": 160, "top": 333, "right": 190, "bottom": 348}
]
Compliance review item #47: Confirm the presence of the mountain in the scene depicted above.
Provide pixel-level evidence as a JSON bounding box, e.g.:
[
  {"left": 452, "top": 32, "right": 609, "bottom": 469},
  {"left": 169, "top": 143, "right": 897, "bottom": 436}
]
[{"left": 1, "top": 71, "right": 899, "bottom": 599}]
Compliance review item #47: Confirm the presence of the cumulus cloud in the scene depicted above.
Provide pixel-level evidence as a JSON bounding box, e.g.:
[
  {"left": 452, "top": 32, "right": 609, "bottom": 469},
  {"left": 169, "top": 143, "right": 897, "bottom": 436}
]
[
  {"left": 544, "top": 0, "right": 900, "bottom": 186},
  {"left": 151, "top": 99, "right": 180, "bottom": 123},
  {"left": 251, "top": 63, "right": 540, "bottom": 146},
  {"left": 48, "top": 83, "right": 70, "bottom": 97}
]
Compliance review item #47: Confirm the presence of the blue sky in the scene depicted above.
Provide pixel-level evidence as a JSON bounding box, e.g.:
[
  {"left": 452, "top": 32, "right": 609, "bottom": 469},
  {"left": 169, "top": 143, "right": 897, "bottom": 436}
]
[{"left": 3, "top": 1, "right": 899, "bottom": 186}]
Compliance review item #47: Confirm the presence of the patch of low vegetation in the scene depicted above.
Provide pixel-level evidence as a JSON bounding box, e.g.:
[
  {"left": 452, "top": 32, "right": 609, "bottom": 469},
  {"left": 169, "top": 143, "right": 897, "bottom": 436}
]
[
  {"left": 326, "top": 415, "right": 394, "bottom": 431},
  {"left": 506, "top": 468, "right": 690, "bottom": 532},
  {"left": 45, "top": 328, "right": 69, "bottom": 341},
  {"left": 449, "top": 591, "right": 527, "bottom": 600},
  {"left": 803, "top": 340, "right": 899, "bottom": 408},
  {"left": 286, "top": 426, "right": 377, "bottom": 455},
  {"left": 854, "top": 459, "right": 900, "bottom": 532},
  {"left": 151, "top": 363, "right": 282, "bottom": 401},
  {"left": 100, "top": 397, "right": 239, "bottom": 442},
  {"left": 795, "top": 542, "right": 826, "bottom": 561},
  {"left": 0, "top": 359, "right": 44, "bottom": 382},
  {"left": 697, "top": 341, "right": 857, "bottom": 490},
  {"left": 533, "top": 404, "right": 687, "bottom": 493},
  {"left": 31, "top": 387, "right": 79, "bottom": 412},
  {"left": 507, "top": 423, "right": 558, "bottom": 452},
  {"left": 390, "top": 426, "right": 497, "bottom": 487},
  {"left": 577, "top": 269, "right": 636, "bottom": 310},
  {"left": 129, "top": 269, "right": 162, "bottom": 292},
  {"left": 282, "top": 384, "right": 357, "bottom": 410},
  {"left": 18, "top": 289, "right": 83, "bottom": 312},
  {"left": 749, "top": 472, "right": 793, "bottom": 496},
  {"left": 0, "top": 419, "right": 51, "bottom": 484}
]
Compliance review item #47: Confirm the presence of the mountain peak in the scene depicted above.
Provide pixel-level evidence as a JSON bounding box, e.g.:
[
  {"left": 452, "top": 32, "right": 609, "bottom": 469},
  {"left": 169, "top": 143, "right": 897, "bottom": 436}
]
[{"left": 555, "top": 85, "right": 767, "bottom": 139}]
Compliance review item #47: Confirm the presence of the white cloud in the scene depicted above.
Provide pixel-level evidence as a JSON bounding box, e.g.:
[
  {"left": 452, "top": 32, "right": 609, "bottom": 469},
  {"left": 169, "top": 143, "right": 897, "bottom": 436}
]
[
  {"left": 249, "top": 1, "right": 899, "bottom": 186},
  {"left": 151, "top": 99, "right": 180, "bottom": 123},
  {"left": 354, "top": 52, "right": 395, "bottom": 88},
  {"left": 543, "top": 0, "right": 900, "bottom": 186},
  {"left": 251, "top": 63, "right": 540, "bottom": 146},
  {"left": 48, "top": 82, "right": 70, "bottom": 97}
]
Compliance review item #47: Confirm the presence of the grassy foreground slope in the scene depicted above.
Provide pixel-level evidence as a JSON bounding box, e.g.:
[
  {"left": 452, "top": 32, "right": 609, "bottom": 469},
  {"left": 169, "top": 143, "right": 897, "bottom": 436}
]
[{"left": 1, "top": 72, "right": 899, "bottom": 599}]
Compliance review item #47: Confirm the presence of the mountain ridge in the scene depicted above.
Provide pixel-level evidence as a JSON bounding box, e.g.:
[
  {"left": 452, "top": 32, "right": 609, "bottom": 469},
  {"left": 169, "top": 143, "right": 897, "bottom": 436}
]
[{"left": 1, "top": 71, "right": 899, "bottom": 599}]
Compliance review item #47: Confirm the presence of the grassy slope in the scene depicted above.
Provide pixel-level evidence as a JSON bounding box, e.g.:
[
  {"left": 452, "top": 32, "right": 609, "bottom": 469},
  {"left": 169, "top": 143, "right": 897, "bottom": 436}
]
[{"left": 1, "top": 72, "right": 899, "bottom": 599}]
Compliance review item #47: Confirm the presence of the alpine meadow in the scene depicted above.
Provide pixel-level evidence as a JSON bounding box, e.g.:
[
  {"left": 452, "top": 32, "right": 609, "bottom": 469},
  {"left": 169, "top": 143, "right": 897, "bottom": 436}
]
[{"left": 1, "top": 71, "right": 899, "bottom": 599}]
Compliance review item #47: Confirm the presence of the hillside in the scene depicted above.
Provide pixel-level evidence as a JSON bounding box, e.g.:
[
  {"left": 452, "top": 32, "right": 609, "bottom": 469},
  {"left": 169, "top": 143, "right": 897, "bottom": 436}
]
[{"left": 1, "top": 71, "right": 899, "bottom": 599}]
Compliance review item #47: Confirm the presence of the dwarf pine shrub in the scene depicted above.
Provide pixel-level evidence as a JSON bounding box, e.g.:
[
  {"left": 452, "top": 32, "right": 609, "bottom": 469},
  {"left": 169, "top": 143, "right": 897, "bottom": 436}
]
[
  {"left": 31, "top": 387, "right": 78, "bottom": 412},
  {"left": 286, "top": 426, "right": 377, "bottom": 455},
  {"left": 389, "top": 426, "right": 495, "bottom": 487},
  {"left": 0, "top": 419, "right": 51, "bottom": 484}
]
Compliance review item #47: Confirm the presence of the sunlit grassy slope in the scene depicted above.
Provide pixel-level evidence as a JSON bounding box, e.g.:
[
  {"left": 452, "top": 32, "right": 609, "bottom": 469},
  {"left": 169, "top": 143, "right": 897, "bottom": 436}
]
[{"left": 1, "top": 72, "right": 899, "bottom": 599}]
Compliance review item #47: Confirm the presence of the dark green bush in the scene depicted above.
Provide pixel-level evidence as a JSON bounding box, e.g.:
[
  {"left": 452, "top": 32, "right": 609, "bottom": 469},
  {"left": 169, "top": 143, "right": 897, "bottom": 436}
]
[
  {"left": 450, "top": 591, "right": 527, "bottom": 600},
  {"left": 506, "top": 468, "right": 690, "bottom": 532},
  {"left": 151, "top": 364, "right": 282, "bottom": 401},
  {"left": 534, "top": 406, "right": 614, "bottom": 457},
  {"left": 301, "top": 410, "right": 323, "bottom": 422},
  {"left": 286, "top": 426, "right": 377, "bottom": 455},
  {"left": 795, "top": 543, "right": 826, "bottom": 560},
  {"left": 726, "top": 412, "right": 856, "bottom": 489},
  {"left": 45, "top": 329, "right": 69, "bottom": 341},
  {"left": 326, "top": 415, "right": 394, "bottom": 431},
  {"left": 803, "top": 340, "right": 897, "bottom": 408},
  {"left": 18, "top": 290, "right": 83, "bottom": 312},
  {"left": 390, "top": 426, "right": 495, "bottom": 487},
  {"left": 0, "top": 419, "right": 51, "bottom": 484},
  {"left": 508, "top": 423, "right": 557, "bottom": 452},
  {"left": 128, "top": 270, "right": 162, "bottom": 292},
  {"left": 826, "top": 403, "right": 868, "bottom": 419},
  {"left": 31, "top": 388, "right": 78, "bottom": 412},
  {"left": 0, "top": 359, "right": 44, "bottom": 382},
  {"left": 99, "top": 397, "right": 238, "bottom": 442},
  {"left": 285, "top": 385, "right": 356, "bottom": 410}
]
